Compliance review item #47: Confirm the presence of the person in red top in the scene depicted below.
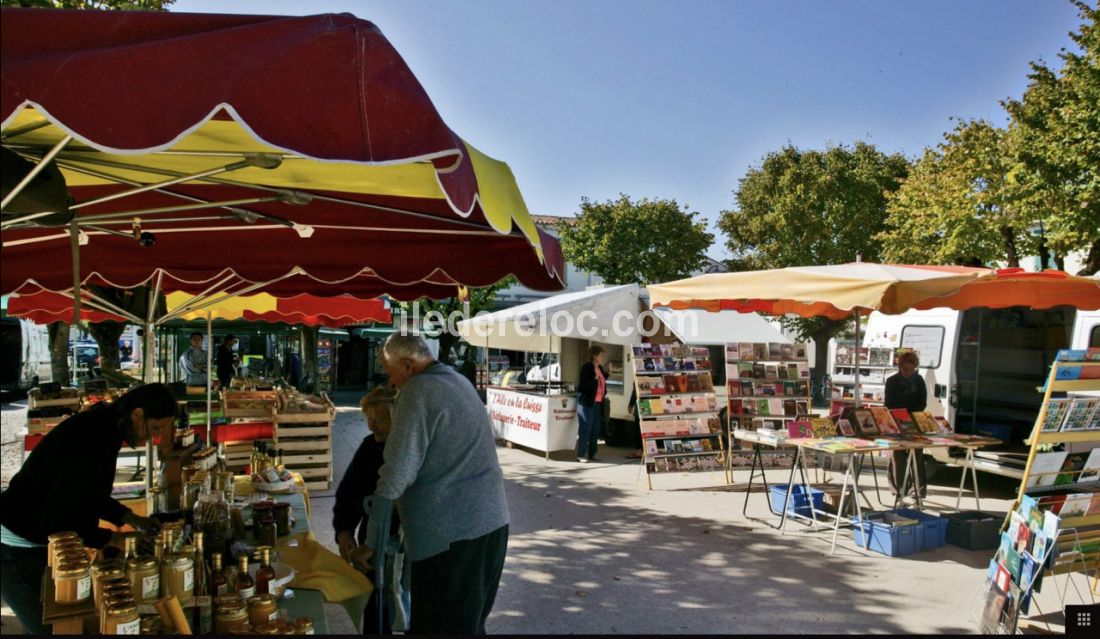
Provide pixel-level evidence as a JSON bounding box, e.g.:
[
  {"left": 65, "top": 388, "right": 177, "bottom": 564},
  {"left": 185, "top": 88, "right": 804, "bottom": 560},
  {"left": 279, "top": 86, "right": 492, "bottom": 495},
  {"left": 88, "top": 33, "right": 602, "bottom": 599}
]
[{"left": 575, "top": 345, "right": 608, "bottom": 463}]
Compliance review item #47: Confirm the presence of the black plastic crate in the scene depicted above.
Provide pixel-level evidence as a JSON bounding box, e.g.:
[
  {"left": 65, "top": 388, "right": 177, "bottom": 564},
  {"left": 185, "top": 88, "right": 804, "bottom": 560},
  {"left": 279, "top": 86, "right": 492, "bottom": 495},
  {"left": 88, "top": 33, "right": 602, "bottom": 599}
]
[{"left": 944, "top": 510, "right": 1003, "bottom": 550}]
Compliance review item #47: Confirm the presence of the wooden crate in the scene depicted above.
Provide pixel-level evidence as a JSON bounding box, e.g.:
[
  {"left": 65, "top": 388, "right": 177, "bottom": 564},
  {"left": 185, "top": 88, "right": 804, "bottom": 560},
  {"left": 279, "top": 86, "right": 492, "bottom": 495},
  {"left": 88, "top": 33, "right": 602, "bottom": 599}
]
[
  {"left": 221, "top": 441, "right": 255, "bottom": 474},
  {"left": 221, "top": 390, "right": 278, "bottom": 419},
  {"left": 27, "top": 415, "right": 68, "bottom": 436},
  {"left": 28, "top": 388, "right": 81, "bottom": 410},
  {"left": 273, "top": 409, "right": 333, "bottom": 492}
]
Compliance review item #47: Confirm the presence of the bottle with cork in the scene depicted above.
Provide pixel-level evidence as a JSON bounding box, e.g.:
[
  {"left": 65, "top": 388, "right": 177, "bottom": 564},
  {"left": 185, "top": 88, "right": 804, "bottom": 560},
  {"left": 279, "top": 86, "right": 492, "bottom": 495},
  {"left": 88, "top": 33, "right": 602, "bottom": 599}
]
[
  {"left": 255, "top": 546, "right": 276, "bottom": 595},
  {"left": 234, "top": 554, "right": 255, "bottom": 598}
]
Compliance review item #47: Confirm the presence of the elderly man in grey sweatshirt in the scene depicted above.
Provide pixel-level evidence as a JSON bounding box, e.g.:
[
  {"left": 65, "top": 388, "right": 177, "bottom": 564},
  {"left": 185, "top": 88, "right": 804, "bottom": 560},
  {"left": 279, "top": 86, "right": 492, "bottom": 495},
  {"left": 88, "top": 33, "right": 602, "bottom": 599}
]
[{"left": 371, "top": 333, "right": 509, "bottom": 635}]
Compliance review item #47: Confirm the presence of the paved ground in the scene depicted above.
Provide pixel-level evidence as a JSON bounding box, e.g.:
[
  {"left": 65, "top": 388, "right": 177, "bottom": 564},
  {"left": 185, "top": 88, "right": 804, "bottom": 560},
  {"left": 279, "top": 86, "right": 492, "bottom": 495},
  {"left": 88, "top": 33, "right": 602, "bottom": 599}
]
[{"left": 1, "top": 389, "right": 1088, "bottom": 634}]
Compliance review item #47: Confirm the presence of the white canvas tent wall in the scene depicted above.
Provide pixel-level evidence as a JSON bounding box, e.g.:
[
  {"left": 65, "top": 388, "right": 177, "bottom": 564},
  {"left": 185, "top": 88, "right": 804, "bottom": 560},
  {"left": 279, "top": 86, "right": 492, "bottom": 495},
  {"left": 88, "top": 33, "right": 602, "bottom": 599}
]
[
  {"left": 457, "top": 284, "right": 644, "bottom": 353},
  {"left": 651, "top": 307, "right": 791, "bottom": 346}
]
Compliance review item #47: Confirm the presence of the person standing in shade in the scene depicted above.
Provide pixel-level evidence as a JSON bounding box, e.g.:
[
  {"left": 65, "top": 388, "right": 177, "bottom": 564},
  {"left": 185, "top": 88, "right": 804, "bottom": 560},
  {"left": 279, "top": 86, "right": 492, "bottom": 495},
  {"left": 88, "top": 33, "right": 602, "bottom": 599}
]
[
  {"left": 216, "top": 333, "right": 239, "bottom": 390},
  {"left": 334, "top": 386, "right": 404, "bottom": 633},
  {"left": 369, "top": 334, "right": 508, "bottom": 635},
  {"left": 0, "top": 384, "right": 174, "bottom": 634},
  {"left": 886, "top": 351, "right": 928, "bottom": 497},
  {"left": 575, "top": 345, "right": 608, "bottom": 463},
  {"left": 179, "top": 332, "right": 208, "bottom": 386}
]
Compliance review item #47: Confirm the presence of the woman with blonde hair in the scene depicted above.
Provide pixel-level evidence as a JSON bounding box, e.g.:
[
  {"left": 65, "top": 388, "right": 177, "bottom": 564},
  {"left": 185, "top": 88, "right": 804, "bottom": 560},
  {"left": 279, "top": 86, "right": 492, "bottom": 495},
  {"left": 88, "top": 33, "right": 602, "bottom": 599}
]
[{"left": 333, "top": 385, "right": 400, "bottom": 631}]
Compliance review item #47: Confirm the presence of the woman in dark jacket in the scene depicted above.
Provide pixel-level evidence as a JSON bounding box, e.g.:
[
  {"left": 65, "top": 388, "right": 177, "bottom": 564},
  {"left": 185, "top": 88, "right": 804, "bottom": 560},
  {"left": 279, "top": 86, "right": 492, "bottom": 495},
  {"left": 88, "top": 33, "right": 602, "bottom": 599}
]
[{"left": 575, "top": 345, "right": 608, "bottom": 463}]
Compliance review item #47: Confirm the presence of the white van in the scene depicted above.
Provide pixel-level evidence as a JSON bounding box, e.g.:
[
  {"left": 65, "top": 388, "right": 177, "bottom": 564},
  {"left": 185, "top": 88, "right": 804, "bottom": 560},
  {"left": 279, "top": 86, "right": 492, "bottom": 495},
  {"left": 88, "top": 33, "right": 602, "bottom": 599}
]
[
  {"left": 859, "top": 307, "right": 1099, "bottom": 477},
  {"left": 0, "top": 318, "right": 54, "bottom": 392}
]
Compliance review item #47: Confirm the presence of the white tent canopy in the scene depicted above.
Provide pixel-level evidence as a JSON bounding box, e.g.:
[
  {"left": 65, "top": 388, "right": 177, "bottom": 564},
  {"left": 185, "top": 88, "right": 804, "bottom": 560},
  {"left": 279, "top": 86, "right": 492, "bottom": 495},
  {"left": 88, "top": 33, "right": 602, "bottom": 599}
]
[
  {"left": 457, "top": 284, "right": 643, "bottom": 352},
  {"left": 651, "top": 307, "right": 791, "bottom": 346}
]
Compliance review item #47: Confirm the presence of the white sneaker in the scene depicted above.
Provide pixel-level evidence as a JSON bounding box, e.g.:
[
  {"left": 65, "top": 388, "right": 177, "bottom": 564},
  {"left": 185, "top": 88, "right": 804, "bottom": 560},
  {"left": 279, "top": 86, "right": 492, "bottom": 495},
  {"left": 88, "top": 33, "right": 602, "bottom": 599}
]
[{"left": 577, "top": 457, "right": 589, "bottom": 463}]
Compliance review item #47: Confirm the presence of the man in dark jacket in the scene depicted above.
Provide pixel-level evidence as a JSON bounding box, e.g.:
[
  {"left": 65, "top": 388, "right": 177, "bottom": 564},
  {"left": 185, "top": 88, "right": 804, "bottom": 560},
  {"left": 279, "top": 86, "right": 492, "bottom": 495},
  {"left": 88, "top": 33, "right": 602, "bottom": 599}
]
[{"left": 885, "top": 351, "right": 928, "bottom": 496}]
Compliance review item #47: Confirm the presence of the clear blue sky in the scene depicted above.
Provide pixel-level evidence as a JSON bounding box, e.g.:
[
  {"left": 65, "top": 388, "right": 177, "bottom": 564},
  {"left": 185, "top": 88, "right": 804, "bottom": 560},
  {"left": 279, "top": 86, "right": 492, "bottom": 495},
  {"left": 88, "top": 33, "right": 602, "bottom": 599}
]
[{"left": 174, "top": 0, "right": 1083, "bottom": 259}]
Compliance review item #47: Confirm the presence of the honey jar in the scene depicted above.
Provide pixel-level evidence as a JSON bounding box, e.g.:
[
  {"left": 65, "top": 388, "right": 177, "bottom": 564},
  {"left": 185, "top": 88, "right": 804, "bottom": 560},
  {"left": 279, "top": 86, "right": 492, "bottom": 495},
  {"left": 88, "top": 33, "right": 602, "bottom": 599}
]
[
  {"left": 102, "top": 602, "right": 140, "bottom": 635},
  {"left": 215, "top": 602, "right": 249, "bottom": 635},
  {"left": 47, "top": 532, "right": 79, "bottom": 568},
  {"left": 247, "top": 594, "right": 279, "bottom": 627},
  {"left": 93, "top": 566, "right": 126, "bottom": 610},
  {"left": 127, "top": 557, "right": 160, "bottom": 602},
  {"left": 290, "top": 617, "right": 315, "bottom": 635},
  {"left": 99, "top": 593, "right": 135, "bottom": 635},
  {"left": 53, "top": 561, "right": 92, "bottom": 605},
  {"left": 160, "top": 553, "right": 195, "bottom": 604}
]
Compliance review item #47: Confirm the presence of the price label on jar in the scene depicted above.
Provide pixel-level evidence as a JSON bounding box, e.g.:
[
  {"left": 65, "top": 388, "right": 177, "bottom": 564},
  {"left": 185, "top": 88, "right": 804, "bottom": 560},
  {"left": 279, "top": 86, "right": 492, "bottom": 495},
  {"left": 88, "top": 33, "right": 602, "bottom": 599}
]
[
  {"left": 239, "top": 587, "right": 256, "bottom": 599},
  {"left": 117, "top": 619, "right": 141, "bottom": 635},
  {"left": 184, "top": 568, "right": 194, "bottom": 592},
  {"left": 143, "top": 574, "right": 160, "bottom": 599},
  {"left": 77, "top": 576, "right": 92, "bottom": 600}
]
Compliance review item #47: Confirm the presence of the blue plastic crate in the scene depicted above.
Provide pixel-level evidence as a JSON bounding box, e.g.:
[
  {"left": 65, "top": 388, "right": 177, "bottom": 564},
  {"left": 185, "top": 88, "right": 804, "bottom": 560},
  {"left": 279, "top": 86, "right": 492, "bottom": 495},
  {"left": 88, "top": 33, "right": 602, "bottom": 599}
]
[
  {"left": 851, "top": 513, "right": 921, "bottom": 556},
  {"left": 894, "top": 508, "right": 948, "bottom": 550},
  {"left": 768, "top": 484, "right": 825, "bottom": 517}
]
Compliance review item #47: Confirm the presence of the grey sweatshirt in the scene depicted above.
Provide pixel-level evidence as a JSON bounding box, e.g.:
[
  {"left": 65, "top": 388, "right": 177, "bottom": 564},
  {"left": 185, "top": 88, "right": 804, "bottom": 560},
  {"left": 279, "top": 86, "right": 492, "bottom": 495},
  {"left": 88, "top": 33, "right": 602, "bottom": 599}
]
[{"left": 374, "top": 362, "right": 510, "bottom": 561}]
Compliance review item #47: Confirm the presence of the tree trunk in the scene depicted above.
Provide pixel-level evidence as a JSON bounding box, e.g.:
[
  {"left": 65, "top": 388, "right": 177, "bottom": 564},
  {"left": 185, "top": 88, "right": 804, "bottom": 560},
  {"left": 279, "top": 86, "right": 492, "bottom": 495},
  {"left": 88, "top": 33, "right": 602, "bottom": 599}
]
[
  {"left": 1036, "top": 233, "right": 1050, "bottom": 270},
  {"left": 48, "top": 322, "right": 71, "bottom": 385},
  {"left": 88, "top": 322, "right": 125, "bottom": 371},
  {"left": 1000, "top": 225, "right": 1019, "bottom": 268},
  {"left": 1079, "top": 239, "right": 1100, "bottom": 276},
  {"left": 301, "top": 327, "right": 318, "bottom": 392},
  {"left": 1055, "top": 253, "right": 1066, "bottom": 272},
  {"left": 811, "top": 320, "right": 837, "bottom": 407}
]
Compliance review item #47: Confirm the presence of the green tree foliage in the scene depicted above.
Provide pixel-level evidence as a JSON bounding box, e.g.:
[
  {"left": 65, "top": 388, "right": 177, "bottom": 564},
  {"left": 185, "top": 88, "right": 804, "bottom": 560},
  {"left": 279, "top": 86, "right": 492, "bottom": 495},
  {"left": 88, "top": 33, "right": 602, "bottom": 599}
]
[
  {"left": 719, "top": 142, "right": 910, "bottom": 403},
  {"left": 2, "top": 0, "right": 175, "bottom": 9},
  {"left": 879, "top": 120, "right": 1037, "bottom": 268},
  {"left": 557, "top": 195, "right": 714, "bottom": 286},
  {"left": 397, "top": 277, "right": 517, "bottom": 368},
  {"left": 1003, "top": 0, "right": 1100, "bottom": 274}
]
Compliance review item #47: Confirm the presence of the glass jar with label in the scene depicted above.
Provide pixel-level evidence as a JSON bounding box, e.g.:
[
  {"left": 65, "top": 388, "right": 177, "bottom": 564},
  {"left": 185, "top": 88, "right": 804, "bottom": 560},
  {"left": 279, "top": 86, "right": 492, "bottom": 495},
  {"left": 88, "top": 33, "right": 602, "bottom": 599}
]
[
  {"left": 290, "top": 618, "right": 315, "bottom": 635},
  {"left": 176, "top": 428, "right": 196, "bottom": 449},
  {"left": 103, "top": 602, "right": 141, "bottom": 635},
  {"left": 256, "top": 514, "right": 277, "bottom": 548},
  {"left": 247, "top": 594, "right": 279, "bottom": 627},
  {"left": 127, "top": 557, "right": 160, "bottom": 603},
  {"left": 215, "top": 602, "right": 250, "bottom": 635},
  {"left": 54, "top": 561, "right": 92, "bottom": 604},
  {"left": 98, "top": 594, "right": 136, "bottom": 635},
  {"left": 161, "top": 553, "right": 195, "bottom": 604}
]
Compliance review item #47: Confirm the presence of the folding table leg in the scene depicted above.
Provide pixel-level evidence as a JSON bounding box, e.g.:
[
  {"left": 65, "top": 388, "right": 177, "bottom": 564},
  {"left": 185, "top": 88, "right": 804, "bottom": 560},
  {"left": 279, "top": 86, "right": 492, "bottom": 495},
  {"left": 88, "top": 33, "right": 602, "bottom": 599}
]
[
  {"left": 779, "top": 447, "right": 802, "bottom": 535},
  {"left": 830, "top": 453, "right": 855, "bottom": 555}
]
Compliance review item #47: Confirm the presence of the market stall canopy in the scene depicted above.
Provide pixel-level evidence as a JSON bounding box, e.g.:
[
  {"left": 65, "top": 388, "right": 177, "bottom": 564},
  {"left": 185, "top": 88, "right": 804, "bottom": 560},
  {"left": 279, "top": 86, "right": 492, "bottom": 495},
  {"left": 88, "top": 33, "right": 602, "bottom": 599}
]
[
  {"left": 647, "top": 263, "right": 1100, "bottom": 319},
  {"left": 457, "top": 285, "right": 644, "bottom": 352},
  {"left": 6, "top": 289, "right": 392, "bottom": 329},
  {"left": 650, "top": 307, "right": 791, "bottom": 346},
  {"left": 0, "top": 8, "right": 564, "bottom": 297}
]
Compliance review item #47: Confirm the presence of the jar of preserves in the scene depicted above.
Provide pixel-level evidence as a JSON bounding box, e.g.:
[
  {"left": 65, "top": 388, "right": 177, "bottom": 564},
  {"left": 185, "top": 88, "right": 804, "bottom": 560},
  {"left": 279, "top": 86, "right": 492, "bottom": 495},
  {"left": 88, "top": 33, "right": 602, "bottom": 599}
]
[
  {"left": 215, "top": 602, "right": 250, "bottom": 635},
  {"left": 52, "top": 541, "right": 86, "bottom": 573},
  {"left": 247, "top": 594, "right": 279, "bottom": 627},
  {"left": 256, "top": 514, "right": 277, "bottom": 548},
  {"left": 290, "top": 617, "right": 315, "bottom": 635},
  {"left": 93, "top": 565, "right": 126, "bottom": 609},
  {"left": 54, "top": 561, "right": 92, "bottom": 604},
  {"left": 160, "top": 553, "right": 195, "bottom": 604},
  {"left": 47, "top": 532, "right": 80, "bottom": 568},
  {"left": 127, "top": 557, "right": 160, "bottom": 603},
  {"left": 98, "top": 577, "right": 132, "bottom": 613},
  {"left": 102, "top": 602, "right": 140, "bottom": 635},
  {"left": 272, "top": 503, "right": 292, "bottom": 536},
  {"left": 250, "top": 501, "right": 274, "bottom": 526},
  {"left": 176, "top": 428, "right": 196, "bottom": 449}
]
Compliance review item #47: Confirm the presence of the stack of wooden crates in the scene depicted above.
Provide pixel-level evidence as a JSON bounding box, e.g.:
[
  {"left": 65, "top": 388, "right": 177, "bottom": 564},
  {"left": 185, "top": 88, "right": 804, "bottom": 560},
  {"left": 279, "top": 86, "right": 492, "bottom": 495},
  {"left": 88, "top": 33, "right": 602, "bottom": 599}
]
[{"left": 274, "top": 390, "right": 336, "bottom": 491}]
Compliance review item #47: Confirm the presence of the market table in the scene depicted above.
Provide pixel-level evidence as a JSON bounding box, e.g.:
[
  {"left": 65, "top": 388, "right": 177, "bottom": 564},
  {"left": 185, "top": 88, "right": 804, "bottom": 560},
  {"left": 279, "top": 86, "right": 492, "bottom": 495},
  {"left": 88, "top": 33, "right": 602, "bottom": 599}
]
[{"left": 732, "top": 429, "right": 816, "bottom": 529}]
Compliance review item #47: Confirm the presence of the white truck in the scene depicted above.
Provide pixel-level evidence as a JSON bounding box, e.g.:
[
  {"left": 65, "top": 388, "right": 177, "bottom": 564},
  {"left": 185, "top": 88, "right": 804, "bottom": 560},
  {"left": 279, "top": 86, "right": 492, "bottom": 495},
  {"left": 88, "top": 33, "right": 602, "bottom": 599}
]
[
  {"left": 0, "top": 318, "right": 53, "bottom": 392},
  {"left": 858, "top": 307, "right": 1100, "bottom": 478}
]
